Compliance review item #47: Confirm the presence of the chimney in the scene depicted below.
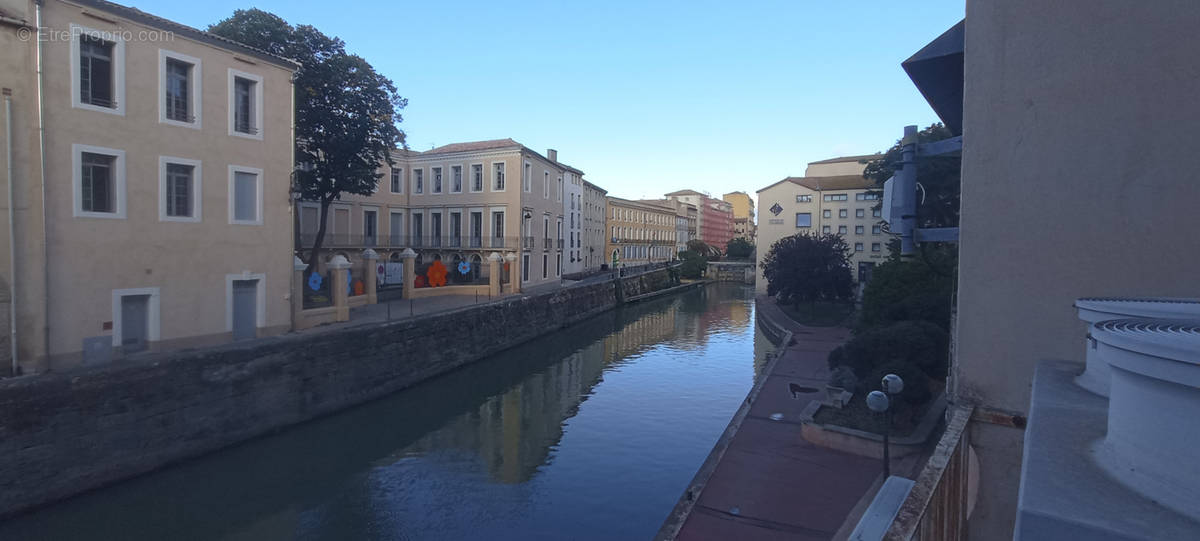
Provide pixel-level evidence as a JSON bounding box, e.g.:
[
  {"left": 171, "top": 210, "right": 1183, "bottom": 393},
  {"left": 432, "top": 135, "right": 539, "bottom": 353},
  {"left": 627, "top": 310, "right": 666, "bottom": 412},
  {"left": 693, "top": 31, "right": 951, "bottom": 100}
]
[{"left": 547, "top": 149, "right": 557, "bottom": 163}]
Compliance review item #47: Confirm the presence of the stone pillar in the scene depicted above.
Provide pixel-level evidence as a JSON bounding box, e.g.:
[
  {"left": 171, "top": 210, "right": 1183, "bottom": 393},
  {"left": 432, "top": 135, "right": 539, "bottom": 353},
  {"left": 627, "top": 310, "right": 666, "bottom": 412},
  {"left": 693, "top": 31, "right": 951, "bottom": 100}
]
[
  {"left": 329, "top": 254, "right": 351, "bottom": 322},
  {"left": 505, "top": 252, "right": 519, "bottom": 293},
  {"left": 488, "top": 252, "right": 502, "bottom": 297},
  {"left": 292, "top": 256, "right": 308, "bottom": 329},
  {"left": 399, "top": 248, "right": 417, "bottom": 300},
  {"left": 361, "top": 249, "right": 379, "bottom": 305}
]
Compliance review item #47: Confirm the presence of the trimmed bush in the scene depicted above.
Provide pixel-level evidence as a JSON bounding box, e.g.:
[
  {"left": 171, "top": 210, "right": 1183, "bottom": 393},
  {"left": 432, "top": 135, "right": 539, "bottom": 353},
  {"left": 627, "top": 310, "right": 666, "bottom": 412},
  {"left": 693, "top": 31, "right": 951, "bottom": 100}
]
[{"left": 827, "top": 320, "right": 949, "bottom": 385}]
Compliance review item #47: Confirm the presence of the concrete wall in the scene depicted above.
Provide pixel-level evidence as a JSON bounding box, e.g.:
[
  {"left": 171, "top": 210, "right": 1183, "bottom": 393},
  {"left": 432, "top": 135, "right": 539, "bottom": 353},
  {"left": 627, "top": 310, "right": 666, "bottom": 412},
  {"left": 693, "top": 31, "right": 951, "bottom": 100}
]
[
  {"left": 956, "top": 2, "right": 1200, "bottom": 538},
  {"left": 707, "top": 261, "right": 755, "bottom": 284},
  {"left": 0, "top": 266, "right": 677, "bottom": 518}
]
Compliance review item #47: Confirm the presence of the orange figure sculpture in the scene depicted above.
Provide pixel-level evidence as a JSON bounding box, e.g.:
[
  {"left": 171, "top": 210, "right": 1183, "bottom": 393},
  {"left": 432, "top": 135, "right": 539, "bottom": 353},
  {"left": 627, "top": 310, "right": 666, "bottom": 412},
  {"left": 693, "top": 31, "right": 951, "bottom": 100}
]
[{"left": 426, "top": 259, "right": 448, "bottom": 287}]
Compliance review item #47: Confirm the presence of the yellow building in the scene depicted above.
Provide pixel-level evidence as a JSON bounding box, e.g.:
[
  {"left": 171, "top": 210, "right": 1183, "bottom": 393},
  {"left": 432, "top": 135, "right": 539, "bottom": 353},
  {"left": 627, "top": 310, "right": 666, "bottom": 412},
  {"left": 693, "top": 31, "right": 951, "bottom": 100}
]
[
  {"left": 755, "top": 156, "right": 885, "bottom": 292},
  {"left": 0, "top": 0, "right": 298, "bottom": 372},
  {"left": 604, "top": 197, "right": 675, "bottom": 268},
  {"left": 722, "top": 191, "right": 755, "bottom": 242}
]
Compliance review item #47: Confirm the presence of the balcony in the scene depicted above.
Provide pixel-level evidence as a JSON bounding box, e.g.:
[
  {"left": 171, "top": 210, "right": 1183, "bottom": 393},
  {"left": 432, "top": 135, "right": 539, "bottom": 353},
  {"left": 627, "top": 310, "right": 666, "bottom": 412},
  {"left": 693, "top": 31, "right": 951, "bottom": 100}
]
[
  {"left": 522, "top": 236, "right": 534, "bottom": 250},
  {"left": 558, "top": 239, "right": 565, "bottom": 250},
  {"left": 298, "top": 233, "right": 513, "bottom": 251},
  {"left": 543, "top": 238, "right": 553, "bottom": 250},
  {"left": 490, "top": 236, "right": 509, "bottom": 249},
  {"left": 468, "top": 237, "right": 482, "bottom": 248}
]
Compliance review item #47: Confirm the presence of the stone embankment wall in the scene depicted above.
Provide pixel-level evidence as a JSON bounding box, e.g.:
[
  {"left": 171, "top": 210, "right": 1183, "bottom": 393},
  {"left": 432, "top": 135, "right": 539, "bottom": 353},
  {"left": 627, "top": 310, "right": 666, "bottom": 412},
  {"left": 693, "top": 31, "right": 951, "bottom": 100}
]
[
  {"left": 707, "top": 261, "right": 755, "bottom": 284},
  {"left": 0, "top": 268, "right": 677, "bottom": 518}
]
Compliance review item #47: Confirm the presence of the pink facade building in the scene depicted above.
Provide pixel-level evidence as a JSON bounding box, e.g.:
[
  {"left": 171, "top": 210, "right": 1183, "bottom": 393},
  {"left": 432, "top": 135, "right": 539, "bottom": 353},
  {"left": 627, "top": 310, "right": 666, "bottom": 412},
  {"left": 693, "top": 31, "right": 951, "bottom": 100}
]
[{"left": 665, "top": 190, "right": 734, "bottom": 249}]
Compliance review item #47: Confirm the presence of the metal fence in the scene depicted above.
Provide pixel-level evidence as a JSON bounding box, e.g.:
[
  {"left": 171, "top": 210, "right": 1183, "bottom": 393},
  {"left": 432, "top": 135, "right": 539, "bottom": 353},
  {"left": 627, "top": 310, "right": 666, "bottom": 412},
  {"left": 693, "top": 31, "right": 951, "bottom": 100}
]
[{"left": 885, "top": 404, "right": 973, "bottom": 541}]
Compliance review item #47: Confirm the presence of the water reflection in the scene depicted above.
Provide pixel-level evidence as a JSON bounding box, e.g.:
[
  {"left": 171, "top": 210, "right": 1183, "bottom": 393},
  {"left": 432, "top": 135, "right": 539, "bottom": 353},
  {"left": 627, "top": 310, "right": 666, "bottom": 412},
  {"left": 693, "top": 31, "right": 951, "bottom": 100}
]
[{"left": 0, "top": 284, "right": 771, "bottom": 541}]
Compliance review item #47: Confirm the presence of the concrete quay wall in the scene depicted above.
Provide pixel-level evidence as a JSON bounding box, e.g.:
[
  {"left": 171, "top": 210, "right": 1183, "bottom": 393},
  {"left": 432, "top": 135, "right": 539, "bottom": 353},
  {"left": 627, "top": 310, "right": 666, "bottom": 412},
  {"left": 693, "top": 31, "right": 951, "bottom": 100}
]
[{"left": 0, "top": 268, "right": 677, "bottom": 518}]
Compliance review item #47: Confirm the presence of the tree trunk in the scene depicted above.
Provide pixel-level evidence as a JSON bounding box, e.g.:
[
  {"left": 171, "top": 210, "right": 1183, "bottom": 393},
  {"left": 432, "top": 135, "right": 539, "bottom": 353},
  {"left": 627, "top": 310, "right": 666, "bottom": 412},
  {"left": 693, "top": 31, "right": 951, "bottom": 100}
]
[{"left": 305, "top": 197, "right": 334, "bottom": 280}]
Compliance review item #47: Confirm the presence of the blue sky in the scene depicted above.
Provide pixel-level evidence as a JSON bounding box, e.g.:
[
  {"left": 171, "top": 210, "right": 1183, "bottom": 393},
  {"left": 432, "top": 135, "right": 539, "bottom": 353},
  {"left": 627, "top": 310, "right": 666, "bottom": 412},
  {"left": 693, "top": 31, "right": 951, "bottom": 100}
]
[{"left": 146, "top": 1, "right": 963, "bottom": 203}]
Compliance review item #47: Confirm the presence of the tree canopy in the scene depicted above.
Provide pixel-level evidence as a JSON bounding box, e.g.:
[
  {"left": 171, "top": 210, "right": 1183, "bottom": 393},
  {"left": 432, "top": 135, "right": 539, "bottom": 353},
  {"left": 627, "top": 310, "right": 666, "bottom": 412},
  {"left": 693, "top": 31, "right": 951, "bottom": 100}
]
[
  {"left": 863, "top": 123, "right": 960, "bottom": 231},
  {"left": 209, "top": 9, "right": 407, "bottom": 268},
  {"left": 725, "top": 237, "right": 753, "bottom": 259},
  {"left": 760, "top": 232, "right": 854, "bottom": 308}
]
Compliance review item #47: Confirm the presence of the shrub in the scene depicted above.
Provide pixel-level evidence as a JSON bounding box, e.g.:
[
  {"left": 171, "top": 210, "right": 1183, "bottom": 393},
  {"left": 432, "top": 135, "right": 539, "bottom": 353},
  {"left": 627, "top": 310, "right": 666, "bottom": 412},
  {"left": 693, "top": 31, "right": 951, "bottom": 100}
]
[
  {"left": 678, "top": 250, "right": 706, "bottom": 279},
  {"left": 858, "top": 253, "right": 955, "bottom": 332},
  {"left": 827, "top": 320, "right": 949, "bottom": 387},
  {"left": 725, "top": 237, "right": 753, "bottom": 259},
  {"left": 829, "top": 365, "right": 858, "bottom": 391}
]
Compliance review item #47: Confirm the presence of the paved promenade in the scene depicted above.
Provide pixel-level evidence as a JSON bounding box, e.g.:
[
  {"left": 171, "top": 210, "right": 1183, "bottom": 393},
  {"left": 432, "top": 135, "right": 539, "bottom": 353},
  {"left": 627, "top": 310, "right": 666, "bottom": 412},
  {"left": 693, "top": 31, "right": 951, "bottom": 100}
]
[{"left": 669, "top": 297, "right": 882, "bottom": 541}]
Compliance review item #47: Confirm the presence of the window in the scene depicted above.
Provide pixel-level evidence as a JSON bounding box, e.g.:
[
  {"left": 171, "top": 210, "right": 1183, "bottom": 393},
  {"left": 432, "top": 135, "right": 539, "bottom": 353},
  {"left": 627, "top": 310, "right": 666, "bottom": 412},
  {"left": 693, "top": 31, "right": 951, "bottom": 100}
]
[
  {"left": 856, "top": 209, "right": 865, "bottom": 218},
  {"left": 463, "top": 164, "right": 480, "bottom": 192},
  {"left": 492, "top": 211, "right": 505, "bottom": 240},
  {"left": 430, "top": 212, "right": 442, "bottom": 246},
  {"left": 873, "top": 209, "right": 882, "bottom": 217},
  {"left": 542, "top": 254, "right": 548, "bottom": 279},
  {"left": 838, "top": 225, "right": 847, "bottom": 234},
  {"left": 823, "top": 194, "right": 848, "bottom": 202},
  {"left": 524, "top": 162, "right": 532, "bottom": 192},
  {"left": 823, "top": 209, "right": 832, "bottom": 218},
  {"left": 73, "top": 26, "right": 124, "bottom": 114},
  {"left": 493, "top": 162, "right": 505, "bottom": 191},
  {"left": 228, "top": 69, "right": 262, "bottom": 139},
  {"left": 856, "top": 192, "right": 880, "bottom": 201},
  {"left": 81, "top": 153, "right": 115, "bottom": 213},
  {"left": 413, "top": 168, "right": 424, "bottom": 194},
  {"left": 159, "top": 156, "right": 201, "bottom": 222},
  {"left": 557, "top": 254, "right": 562, "bottom": 276},
  {"left": 470, "top": 211, "right": 483, "bottom": 247},
  {"left": 557, "top": 177, "right": 563, "bottom": 202},
  {"left": 822, "top": 225, "right": 831, "bottom": 233},
  {"left": 795, "top": 212, "right": 811, "bottom": 228},
  {"left": 432, "top": 167, "right": 443, "bottom": 193},
  {"left": 449, "top": 212, "right": 462, "bottom": 245},
  {"left": 544, "top": 171, "right": 550, "bottom": 198},
  {"left": 363, "top": 209, "right": 378, "bottom": 246},
  {"left": 854, "top": 242, "right": 864, "bottom": 252},
  {"left": 839, "top": 209, "right": 848, "bottom": 218},
  {"left": 796, "top": 194, "right": 812, "bottom": 203},
  {"left": 522, "top": 254, "right": 530, "bottom": 282},
  {"left": 872, "top": 225, "right": 882, "bottom": 234},
  {"left": 160, "top": 50, "right": 200, "bottom": 127},
  {"left": 229, "top": 166, "right": 262, "bottom": 225},
  {"left": 389, "top": 210, "right": 403, "bottom": 240},
  {"left": 872, "top": 242, "right": 882, "bottom": 252},
  {"left": 451, "top": 165, "right": 463, "bottom": 193},
  {"left": 390, "top": 168, "right": 403, "bottom": 193},
  {"left": 855, "top": 225, "right": 864, "bottom": 234},
  {"left": 73, "top": 144, "right": 125, "bottom": 218}
]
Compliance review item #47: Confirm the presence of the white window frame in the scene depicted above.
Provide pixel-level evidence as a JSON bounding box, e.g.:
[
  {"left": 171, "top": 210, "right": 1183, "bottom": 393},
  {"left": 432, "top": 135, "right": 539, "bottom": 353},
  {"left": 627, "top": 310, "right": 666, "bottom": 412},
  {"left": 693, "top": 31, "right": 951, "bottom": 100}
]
[
  {"left": 470, "top": 163, "right": 484, "bottom": 193},
  {"left": 431, "top": 166, "right": 443, "bottom": 194},
  {"left": 299, "top": 201, "right": 321, "bottom": 235},
  {"left": 158, "top": 155, "right": 202, "bottom": 223},
  {"left": 523, "top": 161, "right": 532, "bottom": 192},
  {"left": 158, "top": 49, "right": 201, "bottom": 129},
  {"left": 390, "top": 167, "right": 404, "bottom": 194},
  {"left": 228, "top": 165, "right": 264, "bottom": 225},
  {"left": 72, "top": 143, "right": 126, "bottom": 219},
  {"left": 557, "top": 176, "right": 563, "bottom": 202},
  {"left": 111, "top": 287, "right": 161, "bottom": 347},
  {"left": 225, "top": 272, "right": 267, "bottom": 333},
  {"left": 227, "top": 68, "right": 264, "bottom": 140},
  {"left": 70, "top": 24, "right": 126, "bottom": 116},
  {"left": 450, "top": 164, "right": 463, "bottom": 193},
  {"left": 491, "top": 161, "right": 506, "bottom": 192},
  {"left": 412, "top": 167, "right": 424, "bottom": 194}
]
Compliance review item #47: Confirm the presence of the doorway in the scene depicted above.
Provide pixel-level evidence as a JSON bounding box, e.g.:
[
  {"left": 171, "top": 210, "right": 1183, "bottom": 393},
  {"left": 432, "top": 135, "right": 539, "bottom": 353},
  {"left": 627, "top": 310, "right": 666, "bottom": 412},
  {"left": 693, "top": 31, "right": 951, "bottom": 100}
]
[
  {"left": 120, "top": 294, "right": 150, "bottom": 353},
  {"left": 231, "top": 279, "right": 258, "bottom": 340}
]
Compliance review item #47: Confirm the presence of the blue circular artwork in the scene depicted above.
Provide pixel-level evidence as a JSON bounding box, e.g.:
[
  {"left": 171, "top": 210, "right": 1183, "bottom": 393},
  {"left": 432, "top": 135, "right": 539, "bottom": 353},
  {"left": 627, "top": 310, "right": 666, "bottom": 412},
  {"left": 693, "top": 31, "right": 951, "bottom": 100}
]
[
  {"left": 458, "top": 261, "right": 471, "bottom": 275},
  {"left": 307, "top": 272, "right": 323, "bottom": 291}
]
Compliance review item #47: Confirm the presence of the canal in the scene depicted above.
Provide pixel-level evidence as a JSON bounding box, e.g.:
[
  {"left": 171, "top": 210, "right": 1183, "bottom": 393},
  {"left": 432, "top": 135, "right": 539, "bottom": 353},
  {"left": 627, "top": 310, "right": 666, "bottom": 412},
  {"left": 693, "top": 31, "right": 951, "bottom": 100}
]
[{"left": 0, "top": 284, "right": 773, "bottom": 541}]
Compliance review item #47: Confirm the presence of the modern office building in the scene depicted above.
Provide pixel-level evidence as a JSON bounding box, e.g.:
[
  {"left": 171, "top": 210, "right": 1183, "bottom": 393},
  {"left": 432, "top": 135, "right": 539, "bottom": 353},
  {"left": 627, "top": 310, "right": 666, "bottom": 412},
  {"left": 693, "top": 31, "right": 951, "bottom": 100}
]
[
  {"left": 0, "top": 0, "right": 298, "bottom": 372},
  {"left": 755, "top": 157, "right": 884, "bottom": 291},
  {"left": 299, "top": 139, "right": 581, "bottom": 291},
  {"left": 604, "top": 197, "right": 675, "bottom": 268}
]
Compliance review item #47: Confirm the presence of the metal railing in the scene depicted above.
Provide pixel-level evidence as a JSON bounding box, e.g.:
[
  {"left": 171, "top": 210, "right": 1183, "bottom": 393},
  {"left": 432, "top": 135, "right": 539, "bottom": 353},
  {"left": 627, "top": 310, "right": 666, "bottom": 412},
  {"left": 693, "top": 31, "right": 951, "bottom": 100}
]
[
  {"left": 299, "top": 233, "right": 520, "bottom": 251},
  {"left": 522, "top": 236, "right": 535, "bottom": 249},
  {"left": 543, "top": 238, "right": 553, "bottom": 250},
  {"left": 557, "top": 239, "right": 565, "bottom": 250},
  {"left": 884, "top": 404, "right": 973, "bottom": 541}
]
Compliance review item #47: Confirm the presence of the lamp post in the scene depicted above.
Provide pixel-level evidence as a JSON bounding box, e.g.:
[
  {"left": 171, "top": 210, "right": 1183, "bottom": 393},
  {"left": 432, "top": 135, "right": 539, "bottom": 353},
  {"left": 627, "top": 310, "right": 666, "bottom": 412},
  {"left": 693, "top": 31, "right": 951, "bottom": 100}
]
[{"left": 867, "top": 373, "right": 904, "bottom": 478}]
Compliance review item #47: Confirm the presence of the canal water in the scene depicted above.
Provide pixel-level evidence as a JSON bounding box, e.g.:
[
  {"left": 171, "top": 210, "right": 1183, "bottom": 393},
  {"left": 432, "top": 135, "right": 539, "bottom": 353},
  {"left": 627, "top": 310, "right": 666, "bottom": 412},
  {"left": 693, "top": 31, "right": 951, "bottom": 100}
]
[{"left": 0, "top": 284, "right": 773, "bottom": 541}]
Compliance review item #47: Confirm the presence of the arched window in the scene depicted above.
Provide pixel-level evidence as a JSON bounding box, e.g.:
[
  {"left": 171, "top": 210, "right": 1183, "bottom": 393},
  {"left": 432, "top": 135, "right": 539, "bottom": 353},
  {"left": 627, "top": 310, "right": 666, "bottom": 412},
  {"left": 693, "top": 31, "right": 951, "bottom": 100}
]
[{"left": 471, "top": 254, "right": 482, "bottom": 281}]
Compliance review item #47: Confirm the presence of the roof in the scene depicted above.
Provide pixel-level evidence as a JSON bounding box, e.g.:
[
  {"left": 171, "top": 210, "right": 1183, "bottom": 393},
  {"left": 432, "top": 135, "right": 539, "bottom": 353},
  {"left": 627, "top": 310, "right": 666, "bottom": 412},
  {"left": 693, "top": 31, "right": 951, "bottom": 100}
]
[
  {"left": 582, "top": 179, "right": 607, "bottom": 194},
  {"left": 664, "top": 189, "right": 705, "bottom": 197},
  {"left": 422, "top": 138, "right": 585, "bottom": 174},
  {"left": 807, "top": 154, "right": 881, "bottom": 165},
  {"left": 903, "top": 20, "right": 965, "bottom": 135},
  {"left": 608, "top": 196, "right": 676, "bottom": 213},
  {"left": 74, "top": 0, "right": 299, "bottom": 69},
  {"left": 756, "top": 175, "right": 873, "bottom": 193}
]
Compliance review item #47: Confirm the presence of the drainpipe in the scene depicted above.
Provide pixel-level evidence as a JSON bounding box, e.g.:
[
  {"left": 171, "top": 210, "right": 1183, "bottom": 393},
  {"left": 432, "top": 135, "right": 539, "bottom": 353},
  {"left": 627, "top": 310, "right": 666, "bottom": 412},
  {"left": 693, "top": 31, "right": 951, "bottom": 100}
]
[
  {"left": 4, "top": 90, "right": 16, "bottom": 375},
  {"left": 35, "top": 0, "right": 50, "bottom": 369}
]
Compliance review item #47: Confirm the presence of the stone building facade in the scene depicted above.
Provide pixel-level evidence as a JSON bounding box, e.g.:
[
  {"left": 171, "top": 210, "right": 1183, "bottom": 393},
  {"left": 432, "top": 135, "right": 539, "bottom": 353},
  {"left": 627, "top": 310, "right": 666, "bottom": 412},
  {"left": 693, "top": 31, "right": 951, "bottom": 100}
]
[
  {"left": 0, "top": 0, "right": 298, "bottom": 372},
  {"left": 604, "top": 197, "right": 675, "bottom": 268}
]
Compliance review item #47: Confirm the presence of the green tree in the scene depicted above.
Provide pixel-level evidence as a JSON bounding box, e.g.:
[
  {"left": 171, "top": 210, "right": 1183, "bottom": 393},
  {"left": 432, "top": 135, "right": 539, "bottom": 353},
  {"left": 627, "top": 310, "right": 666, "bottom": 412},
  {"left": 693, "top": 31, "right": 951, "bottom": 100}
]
[
  {"left": 678, "top": 250, "right": 706, "bottom": 279},
  {"left": 760, "top": 232, "right": 854, "bottom": 310},
  {"left": 686, "top": 239, "right": 720, "bottom": 259},
  {"left": 858, "top": 252, "right": 955, "bottom": 332},
  {"left": 210, "top": 10, "right": 407, "bottom": 271},
  {"left": 725, "top": 237, "right": 753, "bottom": 259}
]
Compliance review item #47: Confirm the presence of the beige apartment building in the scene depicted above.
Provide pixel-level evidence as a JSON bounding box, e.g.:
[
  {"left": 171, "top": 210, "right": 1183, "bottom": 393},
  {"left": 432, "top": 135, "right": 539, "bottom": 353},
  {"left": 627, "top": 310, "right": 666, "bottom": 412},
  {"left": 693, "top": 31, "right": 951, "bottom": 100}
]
[
  {"left": 299, "top": 139, "right": 580, "bottom": 291},
  {"left": 580, "top": 179, "right": 607, "bottom": 272},
  {"left": 0, "top": 0, "right": 297, "bottom": 372},
  {"left": 603, "top": 197, "right": 675, "bottom": 268},
  {"left": 639, "top": 198, "right": 696, "bottom": 256},
  {"left": 755, "top": 156, "right": 884, "bottom": 292}
]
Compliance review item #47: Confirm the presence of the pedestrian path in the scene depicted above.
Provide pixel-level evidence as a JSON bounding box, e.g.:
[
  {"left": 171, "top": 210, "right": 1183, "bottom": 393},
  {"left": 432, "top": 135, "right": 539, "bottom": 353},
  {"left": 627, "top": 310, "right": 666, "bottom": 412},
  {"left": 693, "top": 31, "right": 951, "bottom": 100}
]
[{"left": 668, "top": 297, "right": 882, "bottom": 541}]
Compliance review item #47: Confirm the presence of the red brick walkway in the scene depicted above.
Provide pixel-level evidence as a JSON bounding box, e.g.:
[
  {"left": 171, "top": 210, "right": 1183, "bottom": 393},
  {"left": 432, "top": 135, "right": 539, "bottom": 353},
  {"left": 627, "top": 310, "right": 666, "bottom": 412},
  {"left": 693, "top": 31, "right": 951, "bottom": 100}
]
[{"left": 673, "top": 297, "right": 881, "bottom": 540}]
